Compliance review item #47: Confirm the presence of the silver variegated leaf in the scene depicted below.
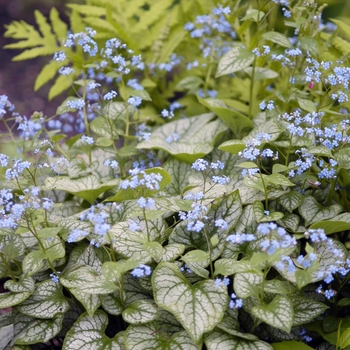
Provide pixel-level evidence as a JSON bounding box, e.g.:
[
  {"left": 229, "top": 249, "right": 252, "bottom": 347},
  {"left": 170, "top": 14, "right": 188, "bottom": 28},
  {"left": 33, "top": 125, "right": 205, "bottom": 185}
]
[
  {"left": 122, "top": 300, "right": 158, "bottom": 324},
  {"left": 4, "top": 277, "right": 35, "bottom": 293},
  {"left": 217, "top": 308, "right": 259, "bottom": 341},
  {"left": 152, "top": 262, "right": 228, "bottom": 343},
  {"left": 279, "top": 191, "right": 304, "bottom": 213},
  {"left": 62, "top": 310, "right": 123, "bottom": 350},
  {"left": 299, "top": 197, "right": 342, "bottom": 226},
  {"left": 137, "top": 113, "right": 227, "bottom": 163},
  {"left": 12, "top": 312, "right": 63, "bottom": 345},
  {"left": 60, "top": 265, "right": 117, "bottom": 294},
  {"left": 251, "top": 296, "right": 294, "bottom": 333},
  {"left": 291, "top": 296, "right": 328, "bottom": 326},
  {"left": 160, "top": 244, "right": 185, "bottom": 262},
  {"left": 124, "top": 322, "right": 201, "bottom": 350},
  {"left": 101, "top": 292, "right": 123, "bottom": 316},
  {"left": 0, "top": 292, "right": 32, "bottom": 309},
  {"left": 70, "top": 288, "right": 101, "bottom": 318},
  {"left": 234, "top": 273, "right": 263, "bottom": 298},
  {"left": 163, "top": 158, "right": 195, "bottom": 196},
  {"left": 16, "top": 280, "right": 69, "bottom": 319},
  {"left": 204, "top": 330, "right": 272, "bottom": 350}
]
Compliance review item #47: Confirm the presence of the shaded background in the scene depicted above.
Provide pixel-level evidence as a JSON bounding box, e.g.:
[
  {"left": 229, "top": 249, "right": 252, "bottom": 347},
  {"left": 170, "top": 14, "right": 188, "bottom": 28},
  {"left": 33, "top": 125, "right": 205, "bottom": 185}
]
[
  {"left": 0, "top": 0, "right": 81, "bottom": 117},
  {"left": 0, "top": 0, "right": 350, "bottom": 118}
]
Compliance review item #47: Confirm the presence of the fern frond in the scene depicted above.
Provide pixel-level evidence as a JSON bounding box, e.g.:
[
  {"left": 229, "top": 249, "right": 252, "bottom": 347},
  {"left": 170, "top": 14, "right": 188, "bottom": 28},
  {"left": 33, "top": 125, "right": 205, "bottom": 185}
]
[
  {"left": 332, "top": 37, "right": 350, "bottom": 56},
  {"left": 49, "top": 75, "right": 73, "bottom": 101},
  {"left": 157, "top": 28, "right": 186, "bottom": 64},
  {"left": 66, "top": 4, "right": 106, "bottom": 17},
  {"left": 331, "top": 19, "right": 350, "bottom": 43},
  {"left": 34, "top": 60, "right": 64, "bottom": 92},
  {"left": 4, "top": 9, "right": 67, "bottom": 60},
  {"left": 130, "top": 0, "right": 174, "bottom": 35}
]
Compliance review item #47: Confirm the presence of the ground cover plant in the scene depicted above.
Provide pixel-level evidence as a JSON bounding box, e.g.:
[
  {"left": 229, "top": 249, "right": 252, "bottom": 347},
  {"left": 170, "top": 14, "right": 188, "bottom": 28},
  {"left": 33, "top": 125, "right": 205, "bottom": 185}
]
[{"left": 1, "top": 0, "right": 350, "bottom": 349}]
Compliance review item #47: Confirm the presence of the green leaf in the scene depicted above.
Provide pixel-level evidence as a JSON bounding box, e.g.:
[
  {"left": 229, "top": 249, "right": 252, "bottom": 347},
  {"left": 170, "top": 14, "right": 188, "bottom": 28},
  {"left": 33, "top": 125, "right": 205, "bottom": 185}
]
[
  {"left": 205, "top": 330, "right": 273, "bottom": 350},
  {"left": 176, "top": 76, "right": 204, "bottom": 91},
  {"left": 105, "top": 168, "right": 171, "bottom": 202},
  {"left": 279, "top": 191, "right": 304, "bottom": 213},
  {"left": 16, "top": 280, "right": 69, "bottom": 319},
  {"left": 214, "top": 259, "right": 259, "bottom": 277},
  {"left": 143, "top": 241, "right": 164, "bottom": 261},
  {"left": 299, "top": 196, "right": 342, "bottom": 226},
  {"left": 297, "top": 98, "right": 316, "bottom": 113},
  {"left": 300, "top": 36, "right": 318, "bottom": 56},
  {"left": 122, "top": 300, "right": 158, "bottom": 324},
  {"left": 272, "top": 341, "right": 314, "bottom": 350},
  {"left": 244, "top": 67, "right": 279, "bottom": 81},
  {"left": 37, "top": 227, "right": 61, "bottom": 239},
  {"left": 45, "top": 175, "right": 120, "bottom": 204},
  {"left": 63, "top": 310, "right": 123, "bottom": 350},
  {"left": 310, "top": 213, "right": 350, "bottom": 234},
  {"left": 137, "top": 113, "right": 227, "bottom": 163},
  {"left": 264, "top": 174, "right": 295, "bottom": 187},
  {"left": 307, "top": 146, "right": 333, "bottom": 158},
  {"left": 197, "top": 96, "right": 253, "bottom": 137},
  {"left": 0, "top": 292, "right": 32, "bottom": 308},
  {"left": 152, "top": 262, "right": 228, "bottom": 343},
  {"left": 251, "top": 296, "right": 294, "bottom": 333},
  {"left": 336, "top": 148, "right": 350, "bottom": 170},
  {"left": 291, "top": 296, "right": 328, "bottom": 326},
  {"left": 253, "top": 201, "right": 284, "bottom": 223},
  {"left": 241, "top": 8, "right": 265, "bottom": 22},
  {"left": 60, "top": 265, "right": 117, "bottom": 294},
  {"left": 125, "top": 322, "right": 200, "bottom": 349},
  {"left": 338, "top": 327, "right": 350, "bottom": 349},
  {"left": 216, "top": 46, "right": 255, "bottom": 77},
  {"left": 234, "top": 272, "right": 262, "bottom": 298},
  {"left": 13, "top": 312, "right": 64, "bottom": 345},
  {"left": 262, "top": 31, "right": 292, "bottom": 48},
  {"left": 218, "top": 139, "right": 246, "bottom": 155},
  {"left": 182, "top": 250, "right": 209, "bottom": 264},
  {"left": 22, "top": 250, "right": 46, "bottom": 276}
]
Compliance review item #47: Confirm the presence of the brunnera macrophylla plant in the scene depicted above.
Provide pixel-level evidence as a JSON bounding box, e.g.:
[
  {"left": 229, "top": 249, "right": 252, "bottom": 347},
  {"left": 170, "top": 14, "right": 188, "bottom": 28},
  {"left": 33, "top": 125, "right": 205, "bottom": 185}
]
[{"left": 1, "top": 1, "right": 350, "bottom": 349}]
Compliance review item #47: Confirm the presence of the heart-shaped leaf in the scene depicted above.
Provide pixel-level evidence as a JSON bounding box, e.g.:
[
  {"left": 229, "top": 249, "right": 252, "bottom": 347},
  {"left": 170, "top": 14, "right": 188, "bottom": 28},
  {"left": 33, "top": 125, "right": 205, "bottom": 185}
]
[
  {"left": 137, "top": 113, "right": 227, "bottom": 163},
  {"left": 45, "top": 175, "right": 120, "bottom": 204},
  {"left": 124, "top": 322, "right": 201, "bottom": 349},
  {"left": 16, "top": 280, "right": 69, "bottom": 318},
  {"left": 152, "top": 262, "right": 228, "bottom": 343},
  {"left": 234, "top": 273, "right": 263, "bottom": 299},
  {"left": 299, "top": 196, "right": 342, "bottom": 226},
  {"left": 62, "top": 310, "right": 124, "bottom": 350},
  {"left": 216, "top": 46, "right": 255, "bottom": 77},
  {"left": 204, "top": 330, "right": 273, "bottom": 349},
  {"left": 122, "top": 300, "right": 158, "bottom": 324},
  {"left": 0, "top": 292, "right": 32, "bottom": 309},
  {"left": 310, "top": 213, "right": 350, "bottom": 234},
  {"left": 291, "top": 296, "right": 328, "bottom": 326},
  {"left": 251, "top": 296, "right": 294, "bottom": 333},
  {"left": 12, "top": 312, "right": 64, "bottom": 345}
]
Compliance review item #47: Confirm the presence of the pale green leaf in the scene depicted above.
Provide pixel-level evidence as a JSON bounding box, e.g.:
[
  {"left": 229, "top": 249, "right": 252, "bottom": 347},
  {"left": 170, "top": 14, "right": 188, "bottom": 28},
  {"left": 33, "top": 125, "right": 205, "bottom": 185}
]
[
  {"left": 4, "top": 277, "right": 35, "bottom": 293},
  {"left": 197, "top": 96, "right": 253, "bottom": 137},
  {"left": 297, "top": 98, "right": 316, "bottom": 113},
  {"left": 310, "top": 213, "right": 350, "bottom": 234},
  {"left": 336, "top": 148, "right": 350, "bottom": 170},
  {"left": 100, "top": 292, "right": 123, "bottom": 316},
  {"left": 216, "top": 46, "right": 255, "bottom": 77},
  {"left": 262, "top": 31, "right": 292, "bottom": 48},
  {"left": 70, "top": 289, "right": 101, "bottom": 318},
  {"left": 122, "top": 300, "right": 158, "bottom": 324},
  {"left": 279, "top": 191, "right": 304, "bottom": 213}
]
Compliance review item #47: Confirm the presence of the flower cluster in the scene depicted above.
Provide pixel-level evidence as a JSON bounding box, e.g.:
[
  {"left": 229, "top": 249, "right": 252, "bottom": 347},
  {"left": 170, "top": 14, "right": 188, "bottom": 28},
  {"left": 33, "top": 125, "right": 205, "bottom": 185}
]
[
  {"left": 131, "top": 264, "right": 152, "bottom": 278},
  {"left": 119, "top": 168, "right": 162, "bottom": 191},
  {"left": 184, "top": 5, "right": 235, "bottom": 59}
]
